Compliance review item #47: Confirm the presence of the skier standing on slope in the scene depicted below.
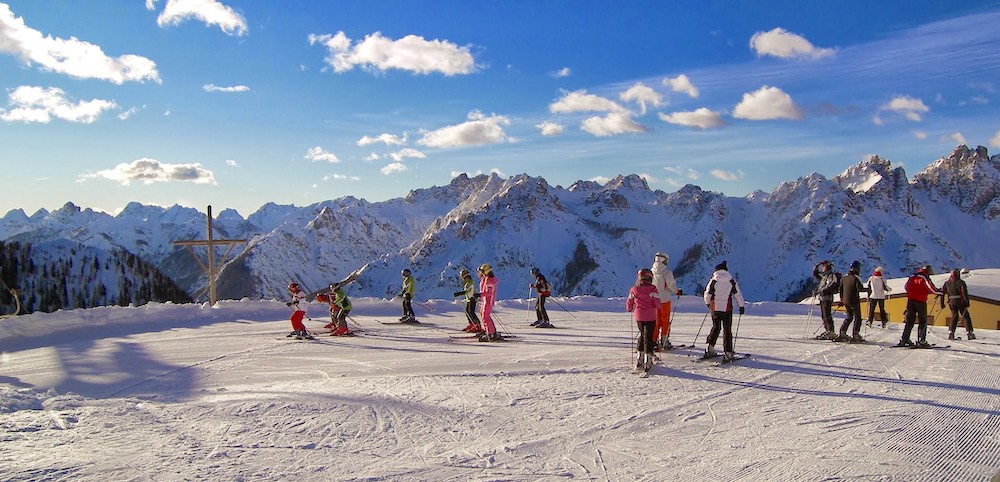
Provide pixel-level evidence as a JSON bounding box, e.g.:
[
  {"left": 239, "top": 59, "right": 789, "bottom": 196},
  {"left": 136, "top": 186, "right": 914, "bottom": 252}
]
[
  {"left": 285, "top": 282, "right": 314, "bottom": 340},
  {"left": 627, "top": 268, "right": 661, "bottom": 372},
  {"left": 703, "top": 261, "right": 745, "bottom": 362},
  {"left": 865, "top": 267, "right": 891, "bottom": 328},
  {"left": 837, "top": 260, "right": 869, "bottom": 342},
  {"left": 399, "top": 268, "right": 417, "bottom": 323},
  {"left": 898, "top": 265, "right": 941, "bottom": 348},
  {"left": 478, "top": 264, "right": 501, "bottom": 342},
  {"left": 651, "top": 252, "right": 682, "bottom": 350},
  {"left": 454, "top": 268, "right": 482, "bottom": 333},
  {"left": 529, "top": 267, "right": 553, "bottom": 328},
  {"left": 812, "top": 261, "right": 840, "bottom": 340},
  {"left": 328, "top": 283, "right": 353, "bottom": 336},
  {"left": 942, "top": 269, "right": 976, "bottom": 340}
]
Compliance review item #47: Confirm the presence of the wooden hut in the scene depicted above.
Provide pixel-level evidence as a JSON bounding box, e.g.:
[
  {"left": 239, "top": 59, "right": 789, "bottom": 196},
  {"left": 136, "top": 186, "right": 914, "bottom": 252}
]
[{"left": 863, "top": 268, "right": 1000, "bottom": 331}]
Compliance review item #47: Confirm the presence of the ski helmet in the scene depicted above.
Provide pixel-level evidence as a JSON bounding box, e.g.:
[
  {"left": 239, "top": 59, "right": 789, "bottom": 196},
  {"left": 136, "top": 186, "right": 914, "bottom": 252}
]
[
  {"left": 530, "top": 266, "right": 540, "bottom": 276},
  {"left": 921, "top": 264, "right": 933, "bottom": 275},
  {"left": 288, "top": 282, "right": 299, "bottom": 291},
  {"left": 655, "top": 252, "right": 669, "bottom": 263},
  {"left": 637, "top": 268, "right": 653, "bottom": 283},
  {"left": 479, "top": 263, "right": 492, "bottom": 275},
  {"left": 961, "top": 267, "right": 970, "bottom": 276},
  {"left": 850, "top": 260, "right": 862, "bottom": 273},
  {"left": 459, "top": 268, "right": 470, "bottom": 278},
  {"left": 401, "top": 268, "right": 411, "bottom": 276}
]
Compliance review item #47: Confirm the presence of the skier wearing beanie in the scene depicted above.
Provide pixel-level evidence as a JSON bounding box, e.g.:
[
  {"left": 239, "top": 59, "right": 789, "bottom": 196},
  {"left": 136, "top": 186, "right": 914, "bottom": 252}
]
[
  {"left": 898, "top": 265, "right": 941, "bottom": 348},
  {"left": 812, "top": 261, "right": 840, "bottom": 340},
  {"left": 837, "top": 260, "right": 869, "bottom": 342},
  {"left": 651, "top": 252, "right": 682, "bottom": 350},
  {"left": 942, "top": 269, "right": 976, "bottom": 340},
  {"left": 454, "top": 268, "right": 482, "bottom": 333},
  {"left": 703, "top": 261, "right": 745, "bottom": 362},
  {"left": 865, "top": 267, "right": 891, "bottom": 328},
  {"left": 529, "top": 267, "right": 553, "bottom": 328},
  {"left": 399, "top": 269, "right": 416, "bottom": 323},
  {"left": 478, "top": 264, "right": 501, "bottom": 342},
  {"left": 627, "top": 268, "right": 661, "bottom": 373}
]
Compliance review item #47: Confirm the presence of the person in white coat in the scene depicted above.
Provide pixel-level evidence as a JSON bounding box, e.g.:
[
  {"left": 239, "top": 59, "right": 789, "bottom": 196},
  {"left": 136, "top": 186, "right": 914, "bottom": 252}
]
[
  {"left": 865, "top": 267, "right": 891, "bottom": 328},
  {"left": 703, "top": 261, "right": 745, "bottom": 362},
  {"left": 651, "top": 252, "right": 682, "bottom": 350}
]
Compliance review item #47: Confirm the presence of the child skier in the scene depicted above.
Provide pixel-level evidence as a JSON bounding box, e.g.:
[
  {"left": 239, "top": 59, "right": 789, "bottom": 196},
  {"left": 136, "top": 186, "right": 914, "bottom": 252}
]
[
  {"left": 529, "top": 267, "right": 553, "bottom": 328},
  {"left": 627, "top": 268, "right": 661, "bottom": 372},
  {"left": 400, "top": 268, "right": 416, "bottom": 323},
  {"left": 454, "top": 268, "right": 481, "bottom": 333},
  {"left": 286, "top": 282, "right": 314, "bottom": 340},
  {"left": 328, "top": 283, "right": 353, "bottom": 336},
  {"left": 703, "top": 261, "right": 745, "bottom": 362},
  {"left": 478, "top": 264, "right": 500, "bottom": 342}
]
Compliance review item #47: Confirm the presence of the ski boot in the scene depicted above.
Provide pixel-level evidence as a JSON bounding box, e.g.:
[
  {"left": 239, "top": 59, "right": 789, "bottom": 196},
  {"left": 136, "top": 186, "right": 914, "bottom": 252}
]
[
  {"left": 530, "top": 320, "right": 541, "bottom": 327},
  {"left": 296, "top": 331, "right": 314, "bottom": 340},
  {"left": 914, "top": 340, "right": 932, "bottom": 348},
  {"left": 535, "top": 321, "right": 553, "bottom": 328},
  {"left": 896, "top": 339, "right": 914, "bottom": 347},
  {"left": 644, "top": 354, "right": 653, "bottom": 372},
  {"left": 703, "top": 346, "right": 718, "bottom": 359},
  {"left": 851, "top": 335, "right": 866, "bottom": 343},
  {"left": 968, "top": 332, "right": 976, "bottom": 340},
  {"left": 723, "top": 352, "right": 736, "bottom": 363},
  {"left": 287, "top": 331, "right": 299, "bottom": 338},
  {"left": 948, "top": 332, "right": 956, "bottom": 340},
  {"left": 331, "top": 326, "right": 351, "bottom": 336}
]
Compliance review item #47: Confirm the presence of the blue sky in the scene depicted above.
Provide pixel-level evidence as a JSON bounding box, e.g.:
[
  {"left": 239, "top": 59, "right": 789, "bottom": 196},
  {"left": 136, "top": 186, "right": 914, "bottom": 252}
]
[{"left": 1, "top": 0, "right": 999, "bottom": 217}]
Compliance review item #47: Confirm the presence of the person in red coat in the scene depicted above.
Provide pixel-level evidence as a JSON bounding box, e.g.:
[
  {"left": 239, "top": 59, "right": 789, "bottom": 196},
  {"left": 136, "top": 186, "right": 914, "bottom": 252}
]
[{"left": 898, "top": 265, "right": 941, "bottom": 348}]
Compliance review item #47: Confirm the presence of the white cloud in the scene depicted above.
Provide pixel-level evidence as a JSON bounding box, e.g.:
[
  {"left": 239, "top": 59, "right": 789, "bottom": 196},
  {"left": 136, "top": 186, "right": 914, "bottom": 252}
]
[
  {"left": 417, "top": 111, "right": 510, "bottom": 148},
  {"left": 117, "top": 105, "right": 142, "bottom": 120},
  {"left": 619, "top": 82, "right": 663, "bottom": 115},
  {"left": 733, "top": 86, "right": 804, "bottom": 121},
  {"left": 323, "top": 173, "right": 360, "bottom": 181},
  {"left": 380, "top": 162, "right": 408, "bottom": 175},
  {"left": 389, "top": 148, "right": 426, "bottom": 161},
  {"left": 658, "top": 108, "right": 725, "bottom": 129},
  {"left": 663, "top": 166, "right": 699, "bottom": 181},
  {"left": 710, "top": 169, "right": 744, "bottom": 181},
  {"left": 878, "top": 95, "right": 929, "bottom": 122},
  {"left": 79, "top": 158, "right": 216, "bottom": 185},
  {"left": 550, "top": 90, "right": 627, "bottom": 114},
  {"left": 551, "top": 67, "right": 571, "bottom": 78},
  {"left": 750, "top": 27, "right": 835, "bottom": 60},
  {"left": 0, "top": 4, "right": 160, "bottom": 84},
  {"left": 580, "top": 112, "right": 647, "bottom": 137},
  {"left": 203, "top": 84, "right": 249, "bottom": 93},
  {"left": 225, "top": 159, "right": 238, "bottom": 167},
  {"left": 537, "top": 121, "right": 564, "bottom": 136},
  {"left": 0, "top": 85, "right": 117, "bottom": 123},
  {"left": 357, "top": 133, "right": 406, "bottom": 146},
  {"left": 156, "top": 0, "right": 247, "bottom": 36},
  {"left": 990, "top": 131, "right": 1000, "bottom": 148},
  {"left": 638, "top": 173, "right": 657, "bottom": 184},
  {"left": 363, "top": 153, "right": 380, "bottom": 162},
  {"left": 590, "top": 176, "right": 612, "bottom": 184},
  {"left": 946, "top": 132, "right": 967, "bottom": 145},
  {"left": 913, "top": 131, "right": 928, "bottom": 140},
  {"left": 305, "top": 146, "right": 340, "bottom": 163},
  {"left": 308, "top": 31, "right": 476, "bottom": 76},
  {"left": 663, "top": 74, "right": 699, "bottom": 98}
]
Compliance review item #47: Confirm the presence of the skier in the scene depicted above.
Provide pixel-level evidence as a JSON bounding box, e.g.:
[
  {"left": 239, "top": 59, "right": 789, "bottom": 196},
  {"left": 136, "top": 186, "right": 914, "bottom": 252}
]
[
  {"left": 703, "top": 261, "right": 745, "bottom": 362},
  {"left": 942, "top": 269, "right": 976, "bottom": 340},
  {"left": 285, "top": 282, "right": 314, "bottom": 340},
  {"left": 529, "top": 267, "right": 553, "bottom": 328},
  {"left": 627, "top": 268, "right": 661, "bottom": 372},
  {"left": 651, "top": 252, "right": 682, "bottom": 350},
  {"left": 328, "top": 283, "right": 353, "bottom": 336},
  {"left": 453, "top": 268, "right": 482, "bottom": 333},
  {"left": 837, "top": 260, "right": 869, "bottom": 342},
  {"left": 865, "top": 267, "right": 891, "bottom": 328},
  {"left": 477, "top": 263, "right": 501, "bottom": 342},
  {"left": 897, "top": 265, "right": 941, "bottom": 348},
  {"left": 399, "top": 268, "right": 416, "bottom": 323},
  {"left": 812, "top": 261, "right": 840, "bottom": 340}
]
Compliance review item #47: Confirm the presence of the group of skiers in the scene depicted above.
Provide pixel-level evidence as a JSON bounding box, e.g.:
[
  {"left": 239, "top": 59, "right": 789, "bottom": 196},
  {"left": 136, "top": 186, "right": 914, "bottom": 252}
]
[{"left": 812, "top": 260, "right": 977, "bottom": 347}]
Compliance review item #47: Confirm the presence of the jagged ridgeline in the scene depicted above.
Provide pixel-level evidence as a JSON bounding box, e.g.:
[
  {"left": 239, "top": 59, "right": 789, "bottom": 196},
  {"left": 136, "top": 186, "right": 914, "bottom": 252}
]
[
  {"left": 0, "top": 240, "right": 191, "bottom": 314},
  {"left": 1, "top": 145, "right": 998, "bottom": 306}
]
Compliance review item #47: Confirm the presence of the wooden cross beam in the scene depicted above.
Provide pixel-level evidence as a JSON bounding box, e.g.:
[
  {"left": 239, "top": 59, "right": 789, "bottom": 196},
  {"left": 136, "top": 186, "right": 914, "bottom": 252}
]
[{"left": 172, "top": 205, "right": 248, "bottom": 305}]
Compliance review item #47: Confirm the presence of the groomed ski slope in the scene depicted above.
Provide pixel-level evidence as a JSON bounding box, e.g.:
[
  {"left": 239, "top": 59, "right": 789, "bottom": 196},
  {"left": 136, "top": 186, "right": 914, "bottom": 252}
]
[{"left": 1, "top": 297, "right": 998, "bottom": 481}]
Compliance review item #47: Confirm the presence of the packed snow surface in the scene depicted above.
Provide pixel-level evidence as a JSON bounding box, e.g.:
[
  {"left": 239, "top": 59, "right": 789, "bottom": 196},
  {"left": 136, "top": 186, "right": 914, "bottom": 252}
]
[{"left": 1, "top": 297, "right": 998, "bottom": 481}]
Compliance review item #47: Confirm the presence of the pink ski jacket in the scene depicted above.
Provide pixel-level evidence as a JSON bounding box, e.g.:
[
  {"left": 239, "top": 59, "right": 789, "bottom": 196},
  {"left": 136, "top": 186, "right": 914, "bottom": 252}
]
[{"left": 627, "top": 283, "right": 661, "bottom": 322}]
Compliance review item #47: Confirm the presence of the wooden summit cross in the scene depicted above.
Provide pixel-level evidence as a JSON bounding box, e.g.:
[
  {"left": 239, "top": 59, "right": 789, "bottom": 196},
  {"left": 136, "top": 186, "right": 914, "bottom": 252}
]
[{"left": 173, "top": 205, "right": 248, "bottom": 306}]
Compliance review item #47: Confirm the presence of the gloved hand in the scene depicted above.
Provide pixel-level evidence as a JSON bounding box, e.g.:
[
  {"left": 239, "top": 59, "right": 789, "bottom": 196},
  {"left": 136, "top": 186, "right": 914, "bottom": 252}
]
[
  {"left": 739, "top": 306, "right": 745, "bottom": 315},
  {"left": 473, "top": 293, "right": 481, "bottom": 300},
  {"left": 286, "top": 302, "right": 292, "bottom": 307},
  {"left": 676, "top": 289, "right": 683, "bottom": 296},
  {"left": 453, "top": 291, "right": 464, "bottom": 297}
]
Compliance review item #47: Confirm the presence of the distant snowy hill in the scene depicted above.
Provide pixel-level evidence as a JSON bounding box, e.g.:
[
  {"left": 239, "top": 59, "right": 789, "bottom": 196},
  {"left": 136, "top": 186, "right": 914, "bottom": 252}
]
[{"left": 2, "top": 145, "right": 998, "bottom": 308}]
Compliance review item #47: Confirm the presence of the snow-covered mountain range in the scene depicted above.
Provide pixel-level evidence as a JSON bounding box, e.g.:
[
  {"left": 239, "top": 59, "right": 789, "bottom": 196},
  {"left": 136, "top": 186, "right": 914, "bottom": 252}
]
[{"left": 2, "top": 145, "right": 998, "bottom": 308}]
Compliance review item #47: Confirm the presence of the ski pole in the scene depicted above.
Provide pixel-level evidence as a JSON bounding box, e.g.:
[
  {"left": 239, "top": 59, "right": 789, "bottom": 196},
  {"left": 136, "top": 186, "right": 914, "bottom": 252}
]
[
  {"left": 548, "top": 297, "right": 577, "bottom": 319},
  {"left": 629, "top": 312, "right": 635, "bottom": 365},
  {"left": 492, "top": 312, "right": 514, "bottom": 336},
  {"left": 688, "top": 309, "right": 711, "bottom": 357},
  {"left": 802, "top": 295, "right": 816, "bottom": 338},
  {"left": 526, "top": 286, "right": 533, "bottom": 322},
  {"left": 415, "top": 300, "right": 436, "bottom": 312},
  {"left": 733, "top": 312, "right": 743, "bottom": 354}
]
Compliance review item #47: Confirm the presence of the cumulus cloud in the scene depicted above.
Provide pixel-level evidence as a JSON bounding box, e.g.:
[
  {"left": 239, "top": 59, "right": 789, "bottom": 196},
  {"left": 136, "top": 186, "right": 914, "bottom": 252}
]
[
  {"left": 79, "top": 158, "right": 216, "bottom": 185},
  {"left": 203, "top": 84, "right": 249, "bottom": 93},
  {"left": 877, "top": 95, "right": 929, "bottom": 122},
  {"left": 710, "top": 169, "right": 744, "bottom": 181},
  {"left": 357, "top": 133, "right": 406, "bottom": 146},
  {"left": 323, "top": 173, "right": 360, "bottom": 181},
  {"left": 750, "top": 27, "right": 835, "bottom": 60},
  {"left": 1, "top": 85, "right": 117, "bottom": 123},
  {"left": 590, "top": 176, "right": 612, "bottom": 184},
  {"left": 550, "top": 90, "right": 626, "bottom": 114},
  {"left": 991, "top": 131, "right": 1000, "bottom": 148},
  {"left": 389, "top": 148, "right": 426, "bottom": 161},
  {"left": 380, "top": 162, "right": 408, "bottom": 175},
  {"left": 0, "top": 4, "right": 159, "bottom": 84},
  {"left": 308, "top": 31, "right": 476, "bottom": 76},
  {"left": 417, "top": 111, "right": 510, "bottom": 148},
  {"left": 225, "top": 159, "right": 238, "bottom": 167},
  {"left": 551, "top": 67, "right": 571, "bottom": 78},
  {"left": 658, "top": 108, "right": 725, "bottom": 129},
  {"left": 733, "top": 86, "right": 803, "bottom": 121},
  {"left": 305, "top": 146, "right": 340, "bottom": 163},
  {"left": 363, "top": 153, "right": 380, "bottom": 162},
  {"left": 619, "top": 82, "right": 663, "bottom": 115},
  {"left": 663, "top": 166, "right": 699, "bottom": 181},
  {"left": 154, "top": 0, "right": 248, "bottom": 36},
  {"left": 537, "top": 121, "right": 564, "bottom": 136},
  {"left": 663, "top": 74, "right": 699, "bottom": 98},
  {"left": 580, "top": 112, "right": 647, "bottom": 137}
]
